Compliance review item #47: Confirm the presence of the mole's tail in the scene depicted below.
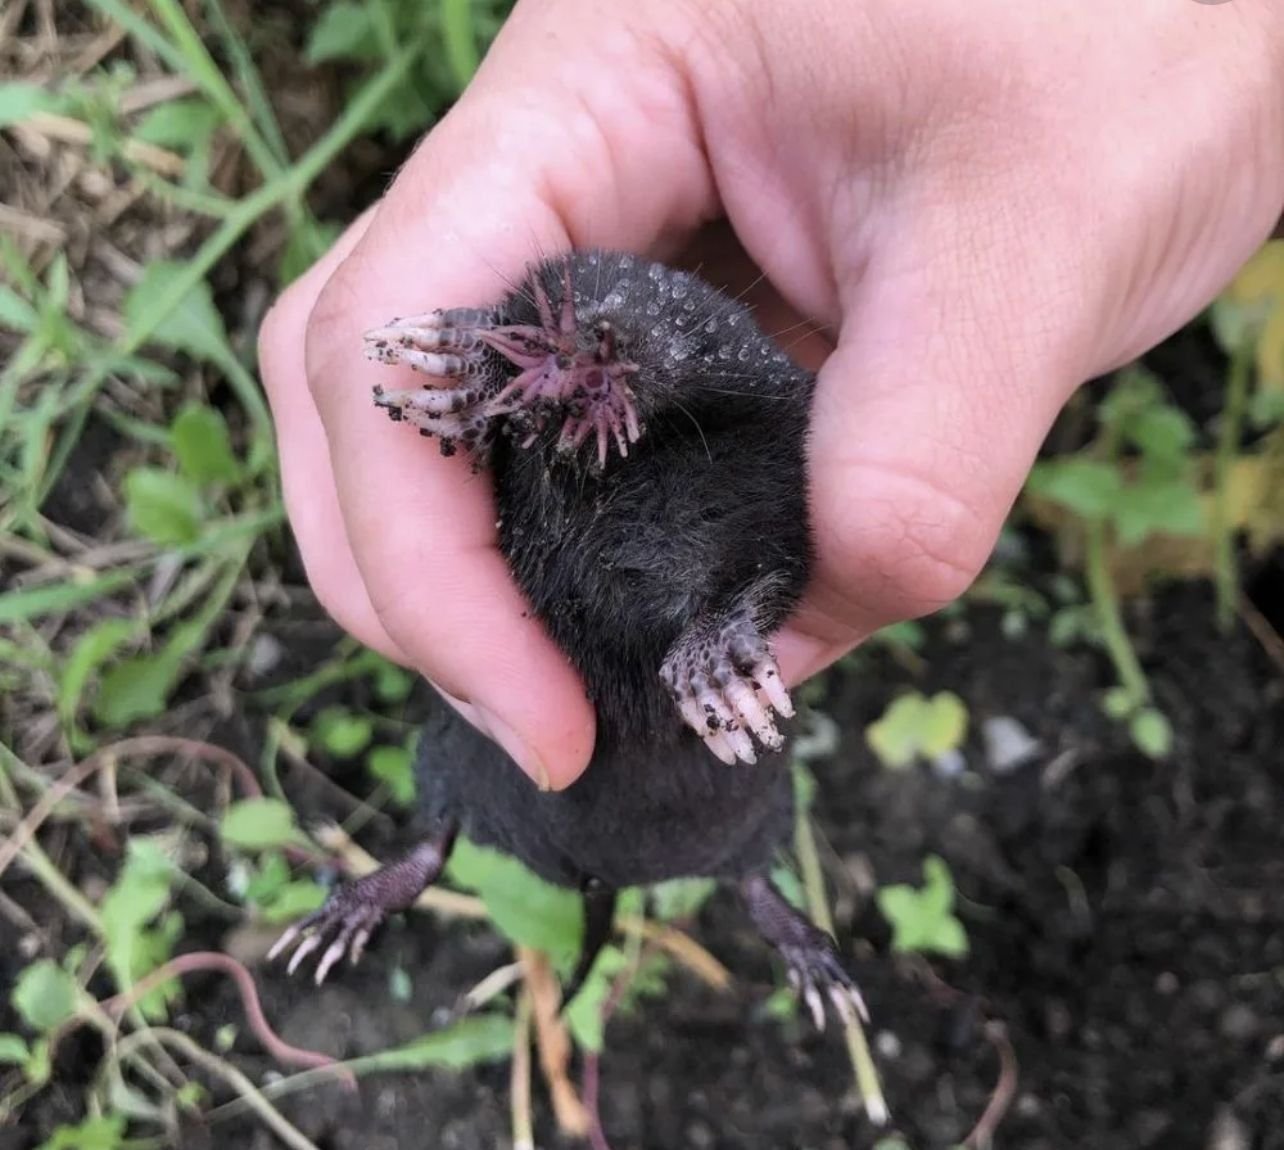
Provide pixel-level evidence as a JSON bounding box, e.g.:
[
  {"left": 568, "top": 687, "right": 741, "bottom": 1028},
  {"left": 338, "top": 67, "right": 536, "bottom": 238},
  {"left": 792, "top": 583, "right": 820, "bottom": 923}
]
[{"left": 560, "top": 881, "right": 618, "bottom": 1010}]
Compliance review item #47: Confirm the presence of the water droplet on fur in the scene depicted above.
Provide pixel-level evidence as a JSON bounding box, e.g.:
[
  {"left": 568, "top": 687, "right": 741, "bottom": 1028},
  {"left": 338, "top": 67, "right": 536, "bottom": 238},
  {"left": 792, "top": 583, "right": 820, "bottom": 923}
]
[
  {"left": 673, "top": 285, "right": 688, "bottom": 300},
  {"left": 618, "top": 254, "right": 634, "bottom": 269},
  {"left": 737, "top": 346, "right": 750, "bottom": 362},
  {"left": 727, "top": 313, "right": 740, "bottom": 327},
  {"left": 646, "top": 302, "right": 661, "bottom": 317},
  {"left": 648, "top": 263, "right": 664, "bottom": 280},
  {"left": 603, "top": 292, "right": 625, "bottom": 311},
  {"left": 650, "top": 324, "right": 664, "bottom": 338},
  {"left": 704, "top": 319, "right": 717, "bottom": 333}
]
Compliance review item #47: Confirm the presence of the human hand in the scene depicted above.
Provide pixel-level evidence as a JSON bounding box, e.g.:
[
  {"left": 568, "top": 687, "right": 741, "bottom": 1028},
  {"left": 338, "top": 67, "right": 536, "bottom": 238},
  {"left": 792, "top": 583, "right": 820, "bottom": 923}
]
[{"left": 258, "top": 0, "right": 1284, "bottom": 789}]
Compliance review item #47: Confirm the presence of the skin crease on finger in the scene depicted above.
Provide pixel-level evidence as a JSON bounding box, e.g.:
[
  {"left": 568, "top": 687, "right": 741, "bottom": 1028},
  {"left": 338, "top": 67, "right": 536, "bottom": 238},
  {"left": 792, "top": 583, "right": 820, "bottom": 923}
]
[{"left": 263, "top": 0, "right": 1284, "bottom": 787}]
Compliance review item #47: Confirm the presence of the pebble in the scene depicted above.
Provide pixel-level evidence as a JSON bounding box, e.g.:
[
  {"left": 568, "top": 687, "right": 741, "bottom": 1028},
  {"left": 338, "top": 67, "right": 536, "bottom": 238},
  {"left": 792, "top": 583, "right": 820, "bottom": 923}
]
[{"left": 982, "top": 715, "right": 1042, "bottom": 773}]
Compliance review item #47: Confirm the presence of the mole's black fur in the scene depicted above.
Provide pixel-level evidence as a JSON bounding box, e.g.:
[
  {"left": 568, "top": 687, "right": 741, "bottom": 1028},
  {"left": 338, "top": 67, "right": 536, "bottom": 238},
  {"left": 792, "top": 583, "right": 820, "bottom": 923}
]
[{"left": 272, "top": 251, "right": 865, "bottom": 1028}]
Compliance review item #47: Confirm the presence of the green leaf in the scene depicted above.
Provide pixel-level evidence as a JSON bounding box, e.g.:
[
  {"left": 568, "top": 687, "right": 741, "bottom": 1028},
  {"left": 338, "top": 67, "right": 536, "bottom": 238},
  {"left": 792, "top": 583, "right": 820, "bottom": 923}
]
[
  {"left": 352, "top": 1014, "right": 515, "bottom": 1072},
  {"left": 0, "top": 82, "right": 56, "bottom": 128},
  {"left": 367, "top": 744, "right": 416, "bottom": 806},
  {"left": 1100, "top": 686, "right": 1137, "bottom": 720},
  {"left": 124, "top": 467, "right": 203, "bottom": 546},
  {"left": 171, "top": 402, "right": 240, "bottom": 486},
  {"left": 132, "top": 98, "right": 220, "bottom": 150},
  {"left": 447, "top": 838, "right": 582, "bottom": 964},
  {"left": 1248, "top": 388, "right": 1284, "bottom": 430},
  {"left": 92, "top": 650, "right": 183, "bottom": 728},
  {"left": 37, "top": 1115, "right": 128, "bottom": 1150},
  {"left": 0, "top": 1033, "right": 30, "bottom": 1064},
  {"left": 58, "top": 618, "right": 137, "bottom": 739},
  {"left": 649, "top": 877, "right": 716, "bottom": 922},
  {"left": 257, "top": 881, "right": 327, "bottom": 923},
  {"left": 918, "top": 691, "right": 969, "bottom": 758},
  {"left": 279, "top": 216, "right": 343, "bottom": 286},
  {"left": 565, "top": 946, "right": 628, "bottom": 1052},
  {"left": 311, "top": 706, "right": 374, "bottom": 758},
  {"left": 866, "top": 691, "right": 969, "bottom": 769},
  {"left": 1126, "top": 405, "right": 1195, "bottom": 462},
  {"left": 866, "top": 694, "right": 925, "bottom": 769},
  {"left": 124, "top": 263, "right": 231, "bottom": 364},
  {"left": 12, "top": 960, "right": 80, "bottom": 1032},
  {"left": 305, "top": 1, "right": 375, "bottom": 64},
  {"left": 101, "top": 840, "right": 180, "bottom": 1017},
  {"left": 1026, "top": 458, "right": 1123, "bottom": 521},
  {"left": 1129, "top": 708, "right": 1173, "bottom": 760},
  {"left": 1112, "top": 474, "right": 1204, "bottom": 546},
  {"left": 0, "top": 284, "right": 38, "bottom": 332},
  {"left": 220, "top": 798, "right": 306, "bottom": 851},
  {"left": 876, "top": 856, "right": 969, "bottom": 958},
  {"left": 373, "top": 659, "right": 415, "bottom": 703}
]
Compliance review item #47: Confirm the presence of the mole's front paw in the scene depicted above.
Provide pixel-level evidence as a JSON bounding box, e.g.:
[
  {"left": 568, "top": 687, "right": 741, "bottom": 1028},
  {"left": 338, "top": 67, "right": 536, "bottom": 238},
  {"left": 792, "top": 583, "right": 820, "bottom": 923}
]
[
  {"left": 365, "top": 307, "right": 503, "bottom": 456},
  {"left": 661, "top": 611, "right": 795, "bottom": 766}
]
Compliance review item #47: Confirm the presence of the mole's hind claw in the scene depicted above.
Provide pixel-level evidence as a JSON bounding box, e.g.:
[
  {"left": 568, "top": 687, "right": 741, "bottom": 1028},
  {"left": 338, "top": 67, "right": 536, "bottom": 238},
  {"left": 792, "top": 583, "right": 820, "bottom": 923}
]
[
  {"left": 742, "top": 873, "right": 868, "bottom": 1030},
  {"left": 661, "top": 610, "right": 795, "bottom": 766},
  {"left": 268, "top": 834, "right": 455, "bottom": 986}
]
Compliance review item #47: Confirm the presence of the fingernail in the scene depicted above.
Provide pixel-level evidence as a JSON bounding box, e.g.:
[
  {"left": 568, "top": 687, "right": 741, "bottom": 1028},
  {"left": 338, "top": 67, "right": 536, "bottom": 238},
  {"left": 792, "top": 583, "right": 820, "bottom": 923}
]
[{"left": 474, "top": 705, "right": 550, "bottom": 791}]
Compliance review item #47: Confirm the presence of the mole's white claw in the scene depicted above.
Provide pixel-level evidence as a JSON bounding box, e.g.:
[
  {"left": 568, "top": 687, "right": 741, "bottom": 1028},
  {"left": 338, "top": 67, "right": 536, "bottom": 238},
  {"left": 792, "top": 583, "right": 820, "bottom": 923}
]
[
  {"left": 756, "top": 660, "right": 794, "bottom": 718},
  {"left": 703, "top": 728, "right": 739, "bottom": 766},
  {"left": 286, "top": 932, "right": 323, "bottom": 976},
  {"left": 804, "top": 981, "right": 826, "bottom": 1031}
]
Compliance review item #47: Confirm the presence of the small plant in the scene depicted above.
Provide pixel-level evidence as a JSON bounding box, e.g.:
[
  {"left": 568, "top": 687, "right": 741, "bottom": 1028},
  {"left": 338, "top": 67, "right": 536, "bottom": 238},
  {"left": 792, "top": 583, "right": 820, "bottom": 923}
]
[
  {"left": 877, "top": 856, "right": 969, "bottom": 959},
  {"left": 1025, "top": 367, "right": 1200, "bottom": 759},
  {"left": 866, "top": 690, "right": 969, "bottom": 771}
]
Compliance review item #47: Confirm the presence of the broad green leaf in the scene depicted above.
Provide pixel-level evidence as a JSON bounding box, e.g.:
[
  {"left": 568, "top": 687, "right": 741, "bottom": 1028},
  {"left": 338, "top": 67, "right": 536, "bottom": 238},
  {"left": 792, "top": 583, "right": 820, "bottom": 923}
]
[
  {"left": 257, "top": 880, "right": 327, "bottom": 923},
  {"left": 0, "top": 82, "right": 56, "bottom": 128},
  {"left": 447, "top": 838, "right": 582, "bottom": 964},
  {"left": 351, "top": 1015, "right": 515, "bottom": 1072},
  {"left": 1100, "top": 686, "right": 1137, "bottom": 720},
  {"left": 171, "top": 402, "right": 240, "bottom": 486},
  {"left": 1130, "top": 708, "right": 1173, "bottom": 760},
  {"left": 220, "top": 798, "right": 307, "bottom": 851},
  {"left": 1126, "top": 405, "right": 1195, "bottom": 462},
  {"left": 37, "top": 1115, "right": 128, "bottom": 1150},
  {"left": 866, "top": 694, "right": 925, "bottom": 769},
  {"left": 649, "top": 877, "right": 716, "bottom": 922},
  {"left": 918, "top": 692, "right": 969, "bottom": 758},
  {"left": 0, "top": 1033, "right": 29, "bottom": 1064},
  {"left": 565, "top": 946, "right": 628, "bottom": 1052},
  {"left": 133, "top": 98, "right": 220, "bottom": 149},
  {"left": 305, "top": 1, "right": 375, "bottom": 64},
  {"left": 311, "top": 706, "right": 374, "bottom": 758},
  {"left": 12, "top": 960, "right": 80, "bottom": 1032},
  {"left": 92, "top": 650, "right": 182, "bottom": 727},
  {"left": 58, "top": 618, "right": 137, "bottom": 738},
  {"left": 876, "top": 856, "right": 968, "bottom": 958},
  {"left": 1112, "top": 475, "right": 1204, "bottom": 546},
  {"left": 124, "top": 467, "right": 203, "bottom": 546},
  {"left": 1026, "top": 459, "right": 1123, "bottom": 521},
  {"left": 367, "top": 744, "right": 416, "bottom": 806},
  {"left": 101, "top": 840, "right": 179, "bottom": 1016},
  {"left": 373, "top": 659, "right": 415, "bottom": 703},
  {"left": 0, "top": 284, "right": 38, "bottom": 332},
  {"left": 279, "top": 216, "right": 343, "bottom": 285},
  {"left": 124, "top": 262, "right": 230, "bottom": 364}
]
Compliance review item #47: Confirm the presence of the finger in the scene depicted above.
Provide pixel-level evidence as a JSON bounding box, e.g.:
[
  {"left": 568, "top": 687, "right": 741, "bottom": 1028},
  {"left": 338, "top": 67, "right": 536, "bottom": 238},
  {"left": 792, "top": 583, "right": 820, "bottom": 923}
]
[
  {"left": 304, "top": 6, "right": 716, "bottom": 788},
  {"left": 773, "top": 235, "right": 1085, "bottom": 686},
  {"left": 257, "top": 208, "right": 410, "bottom": 665}
]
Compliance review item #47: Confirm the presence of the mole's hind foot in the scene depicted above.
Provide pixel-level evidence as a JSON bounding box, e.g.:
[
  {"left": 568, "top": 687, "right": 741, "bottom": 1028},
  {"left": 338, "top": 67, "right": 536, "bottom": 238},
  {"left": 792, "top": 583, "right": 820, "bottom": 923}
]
[
  {"left": 269, "top": 830, "right": 455, "bottom": 985},
  {"left": 742, "top": 874, "right": 868, "bottom": 1030},
  {"left": 661, "top": 609, "right": 794, "bottom": 765}
]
